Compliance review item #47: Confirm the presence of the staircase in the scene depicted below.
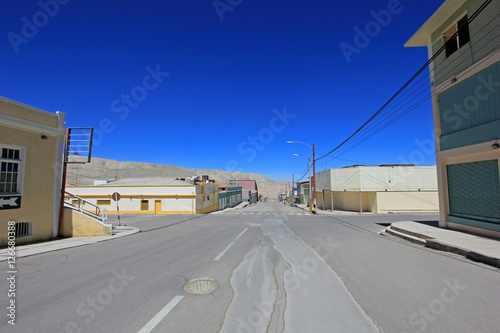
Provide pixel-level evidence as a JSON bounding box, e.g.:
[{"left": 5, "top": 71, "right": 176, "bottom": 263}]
[{"left": 64, "top": 191, "right": 109, "bottom": 225}]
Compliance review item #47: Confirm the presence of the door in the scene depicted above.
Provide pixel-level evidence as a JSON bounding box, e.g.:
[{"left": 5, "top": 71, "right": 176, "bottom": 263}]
[{"left": 154, "top": 200, "right": 162, "bottom": 214}]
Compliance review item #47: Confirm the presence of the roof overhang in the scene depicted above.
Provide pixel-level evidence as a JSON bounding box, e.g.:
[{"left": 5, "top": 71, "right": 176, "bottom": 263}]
[
  {"left": 0, "top": 112, "right": 65, "bottom": 136},
  {"left": 405, "top": 0, "right": 468, "bottom": 47}
]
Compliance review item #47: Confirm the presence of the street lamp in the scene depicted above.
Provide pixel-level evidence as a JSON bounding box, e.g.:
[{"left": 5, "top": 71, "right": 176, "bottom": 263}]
[
  {"left": 293, "top": 154, "right": 312, "bottom": 213},
  {"left": 287, "top": 141, "right": 316, "bottom": 213}
]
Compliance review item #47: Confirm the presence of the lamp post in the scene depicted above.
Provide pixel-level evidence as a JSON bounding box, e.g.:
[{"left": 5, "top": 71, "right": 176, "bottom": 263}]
[
  {"left": 293, "top": 154, "right": 312, "bottom": 213},
  {"left": 287, "top": 141, "right": 316, "bottom": 213}
]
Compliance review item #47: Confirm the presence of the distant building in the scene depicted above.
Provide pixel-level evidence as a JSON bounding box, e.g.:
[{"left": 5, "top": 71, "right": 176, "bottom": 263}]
[
  {"left": 297, "top": 181, "right": 310, "bottom": 206},
  {"left": 0, "top": 97, "right": 65, "bottom": 246},
  {"left": 315, "top": 165, "right": 438, "bottom": 213},
  {"left": 196, "top": 179, "right": 243, "bottom": 210},
  {"left": 227, "top": 179, "right": 258, "bottom": 203},
  {"left": 218, "top": 186, "right": 243, "bottom": 210},
  {"left": 406, "top": 0, "right": 500, "bottom": 237},
  {"left": 277, "top": 181, "right": 289, "bottom": 202},
  {"left": 66, "top": 177, "right": 219, "bottom": 214}
]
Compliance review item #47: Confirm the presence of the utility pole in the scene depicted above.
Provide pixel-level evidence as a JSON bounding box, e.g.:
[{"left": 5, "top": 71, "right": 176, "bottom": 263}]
[
  {"left": 292, "top": 173, "right": 294, "bottom": 206},
  {"left": 287, "top": 141, "right": 317, "bottom": 214},
  {"left": 313, "top": 144, "right": 316, "bottom": 214}
]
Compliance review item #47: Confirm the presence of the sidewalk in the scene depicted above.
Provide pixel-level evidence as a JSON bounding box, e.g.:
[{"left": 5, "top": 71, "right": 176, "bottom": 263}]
[
  {"left": 0, "top": 226, "right": 140, "bottom": 262},
  {"left": 295, "top": 203, "right": 372, "bottom": 215},
  {"left": 211, "top": 201, "right": 250, "bottom": 214},
  {"left": 379, "top": 221, "right": 500, "bottom": 268}
]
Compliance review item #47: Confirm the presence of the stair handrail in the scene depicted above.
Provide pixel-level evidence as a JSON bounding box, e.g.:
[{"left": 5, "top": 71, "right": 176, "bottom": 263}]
[{"left": 64, "top": 192, "right": 109, "bottom": 224}]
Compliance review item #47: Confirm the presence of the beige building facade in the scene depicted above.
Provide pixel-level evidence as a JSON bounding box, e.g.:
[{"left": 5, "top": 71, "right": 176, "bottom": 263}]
[
  {"left": 0, "top": 97, "right": 66, "bottom": 246},
  {"left": 315, "top": 165, "right": 439, "bottom": 213}
]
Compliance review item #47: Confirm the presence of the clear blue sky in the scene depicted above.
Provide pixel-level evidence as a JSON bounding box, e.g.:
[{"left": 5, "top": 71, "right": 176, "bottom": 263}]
[{"left": 1, "top": 0, "right": 444, "bottom": 182}]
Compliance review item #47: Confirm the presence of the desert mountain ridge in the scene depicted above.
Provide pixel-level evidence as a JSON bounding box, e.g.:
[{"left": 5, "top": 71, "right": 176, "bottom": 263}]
[{"left": 66, "top": 157, "right": 288, "bottom": 199}]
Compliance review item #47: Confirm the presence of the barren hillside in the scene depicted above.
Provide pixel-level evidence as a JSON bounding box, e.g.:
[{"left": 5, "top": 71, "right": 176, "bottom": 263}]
[{"left": 66, "top": 157, "right": 286, "bottom": 199}]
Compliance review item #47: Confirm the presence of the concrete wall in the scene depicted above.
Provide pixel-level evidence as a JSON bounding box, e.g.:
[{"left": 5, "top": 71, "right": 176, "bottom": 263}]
[
  {"left": 326, "top": 191, "right": 376, "bottom": 213},
  {"left": 316, "top": 166, "right": 437, "bottom": 192},
  {"left": 374, "top": 191, "right": 439, "bottom": 213},
  {"left": 315, "top": 169, "right": 333, "bottom": 192},
  {"left": 316, "top": 190, "right": 437, "bottom": 213},
  {"left": 314, "top": 166, "right": 438, "bottom": 213},
  {"left": 63, "top": 209, "right": 111, "bottom": 237},
  {"left": 0, "top": 98, "right": 65, "bottom": 246}
]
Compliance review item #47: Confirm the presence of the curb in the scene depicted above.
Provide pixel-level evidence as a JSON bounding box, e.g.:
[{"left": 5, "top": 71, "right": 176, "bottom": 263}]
[
  {"left": 425, "top": 239, "right": 500, "bottom": 268},
  {"left": 212, "top": 202, "right": 250, "bottom": 214},
  {"left": 379, "top": 225, "right": 500, "bottom": 268},
  {"left": 111, "top": 226, "right": 141, "bottom": 238},
  {"left": 390, "top": 225, "right": 433, "bottom": 240},
  {"left": 0, "top": 226, "right": 141, "bottom": 261},
  {"left": 295, "top": 204, "right": 372, "bottom": 215},
  {"left": 293, "top": 205, "right": 317, "bottom": 215},
  {"left": 379, "top": 227, "right": 427, "bottom": 246}
]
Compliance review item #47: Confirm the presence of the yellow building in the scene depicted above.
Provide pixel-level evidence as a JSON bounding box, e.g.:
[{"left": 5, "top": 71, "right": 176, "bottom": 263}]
[{"left": 0, "top": 97, "right": 66, "bottom": 246}]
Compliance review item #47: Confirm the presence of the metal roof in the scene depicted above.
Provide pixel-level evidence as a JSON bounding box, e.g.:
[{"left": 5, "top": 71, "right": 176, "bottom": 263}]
[{"left": 100, "top": 178, "right": 191, "bottom": 186}]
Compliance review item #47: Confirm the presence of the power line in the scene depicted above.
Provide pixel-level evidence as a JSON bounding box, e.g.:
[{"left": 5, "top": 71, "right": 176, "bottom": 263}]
[
  {"left": 324, "top": 3, "right": 498, "bottom": 162},
  {"left": 296, "top": 166, "right": 309, "bottom": 182},
  {"left": 316, "top": 0, "right": 494, "bottom": 162},
  {"left": 327, "top": 31, "right": 500, "bottom": 161}
]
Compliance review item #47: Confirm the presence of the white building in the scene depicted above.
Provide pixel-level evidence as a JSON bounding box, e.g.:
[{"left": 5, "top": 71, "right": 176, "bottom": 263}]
[
  {"left": 66, "top": 178, "right": 219, "bottom": 214},
  {"left": 315, "top": 165, "right": 438, "bottom": 213}
]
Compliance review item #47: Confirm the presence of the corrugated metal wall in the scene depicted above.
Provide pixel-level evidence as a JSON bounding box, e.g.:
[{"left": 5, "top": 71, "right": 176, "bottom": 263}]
[
  {"left": 439, "top": 61, "right": 500, "bottom": 136},
  {"left": 447, "top": 160, "right": 500, "bottom": 222}
]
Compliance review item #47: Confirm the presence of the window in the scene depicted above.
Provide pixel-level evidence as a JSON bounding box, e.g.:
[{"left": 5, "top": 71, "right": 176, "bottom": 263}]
[
  {"left": 141, "top": 200, "right": 149, "bottom": 210},
  {"left": 97, "top": 199, "right": 111, "bottom": 205},
  {"left": 443, "top": 15, "right": 470, "bottom": 58},
  {"left": 15, "top": 221, "right": 33, "bottom": 238},
  {"left": 0, "top": 146, "right": 24, "bottom": 195}
]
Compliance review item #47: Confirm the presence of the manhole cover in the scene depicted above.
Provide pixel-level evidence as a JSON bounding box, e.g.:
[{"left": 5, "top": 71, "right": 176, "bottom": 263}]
[{"left": 183, "top": 278, "right": 218, "bottom": 295}]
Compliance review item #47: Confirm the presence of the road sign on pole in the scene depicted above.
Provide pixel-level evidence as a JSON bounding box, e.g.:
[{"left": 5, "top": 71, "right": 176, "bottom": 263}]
[
  {"left": 112, "top": 192, "right": 121, "bottom": 226},
  {"left": 111, "top": 192, "right": 121, "bottom": 202}
]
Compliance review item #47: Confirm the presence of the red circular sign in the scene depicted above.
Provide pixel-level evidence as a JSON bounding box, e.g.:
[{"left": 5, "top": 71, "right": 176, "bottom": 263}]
[{"left": 111, "top": 192, "right": 121, "bottom": 201}]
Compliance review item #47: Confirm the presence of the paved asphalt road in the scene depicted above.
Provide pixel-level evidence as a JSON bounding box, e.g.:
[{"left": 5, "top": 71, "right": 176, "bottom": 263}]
[{"left": 1, "top": 202, "right": 499, "bottom": 332}]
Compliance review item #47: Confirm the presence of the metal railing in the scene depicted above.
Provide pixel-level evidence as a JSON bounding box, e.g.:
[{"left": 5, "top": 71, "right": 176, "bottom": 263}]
[{"left": 64, "top": 192, "right": 109, "bottom": 225}]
